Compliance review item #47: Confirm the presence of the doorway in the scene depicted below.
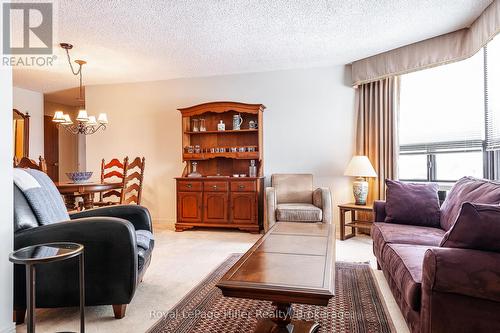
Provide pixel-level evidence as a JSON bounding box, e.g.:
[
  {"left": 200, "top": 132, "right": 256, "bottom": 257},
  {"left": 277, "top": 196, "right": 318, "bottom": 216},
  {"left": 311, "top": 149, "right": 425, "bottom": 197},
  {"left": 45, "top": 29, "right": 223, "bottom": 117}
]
[{"left": 44, "top": 115, "right": 59, "bottom": 181}]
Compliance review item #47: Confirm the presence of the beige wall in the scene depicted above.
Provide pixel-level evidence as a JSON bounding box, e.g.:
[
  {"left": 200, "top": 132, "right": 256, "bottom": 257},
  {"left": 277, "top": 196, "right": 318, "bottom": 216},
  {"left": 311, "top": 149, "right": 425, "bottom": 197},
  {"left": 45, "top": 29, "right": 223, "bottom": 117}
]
[
  {"left": 13, "top": 87, "right": 44, "bottom": 159},
  {"left": 44, "top": 101, "right": 80, "bottom": 180},
  {"left": 86, "top": 65, "right": 356, "bottom": 226}
]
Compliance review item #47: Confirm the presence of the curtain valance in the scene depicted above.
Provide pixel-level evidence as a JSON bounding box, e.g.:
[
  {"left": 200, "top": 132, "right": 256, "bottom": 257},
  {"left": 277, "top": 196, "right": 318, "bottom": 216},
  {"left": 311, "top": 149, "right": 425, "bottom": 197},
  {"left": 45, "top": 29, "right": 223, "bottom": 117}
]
[{"left": 351, "top": 0, "right": 500, "bottom": 86}]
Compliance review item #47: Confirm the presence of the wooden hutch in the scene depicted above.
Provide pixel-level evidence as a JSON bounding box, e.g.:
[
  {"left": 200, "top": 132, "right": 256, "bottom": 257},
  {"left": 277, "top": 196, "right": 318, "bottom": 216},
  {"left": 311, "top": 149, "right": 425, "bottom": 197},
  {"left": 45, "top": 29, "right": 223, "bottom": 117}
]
[{"left": 175, "top": 101, "right": 265, "bottom": 233}]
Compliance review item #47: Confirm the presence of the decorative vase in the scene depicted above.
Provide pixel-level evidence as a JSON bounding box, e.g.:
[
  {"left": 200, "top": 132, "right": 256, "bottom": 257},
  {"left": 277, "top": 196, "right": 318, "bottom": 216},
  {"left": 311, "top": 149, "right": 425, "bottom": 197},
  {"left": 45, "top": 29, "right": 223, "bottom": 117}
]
[{"left": 352, "top": 177, "right": 369, "bottom": 205}]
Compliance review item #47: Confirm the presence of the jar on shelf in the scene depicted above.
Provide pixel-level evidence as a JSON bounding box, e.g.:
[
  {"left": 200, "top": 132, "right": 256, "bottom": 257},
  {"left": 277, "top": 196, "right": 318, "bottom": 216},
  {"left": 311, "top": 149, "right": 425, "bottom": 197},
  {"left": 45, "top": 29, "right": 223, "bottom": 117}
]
[
  {"left": 194, "top": 145, "right": 201, "bottom": 153},
  {"left": 200, "top": 118, "right": 206, "bottom": 132},
  {"left": 192, "top": 118, "right": 199, "bottom": 132}
]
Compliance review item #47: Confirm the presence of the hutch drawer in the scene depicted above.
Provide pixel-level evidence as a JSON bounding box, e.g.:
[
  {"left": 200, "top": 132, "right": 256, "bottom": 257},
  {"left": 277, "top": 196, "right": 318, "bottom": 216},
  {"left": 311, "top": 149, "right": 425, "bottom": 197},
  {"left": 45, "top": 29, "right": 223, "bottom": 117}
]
[
  {"left": 231, "top": 181, "right": 256, "bottom": 192},
  {"left": 204, "top": 181, "right": 229, "bottom": 192},
  {"left": 177, "top": 180, "right": 202, "bottom": 192}
]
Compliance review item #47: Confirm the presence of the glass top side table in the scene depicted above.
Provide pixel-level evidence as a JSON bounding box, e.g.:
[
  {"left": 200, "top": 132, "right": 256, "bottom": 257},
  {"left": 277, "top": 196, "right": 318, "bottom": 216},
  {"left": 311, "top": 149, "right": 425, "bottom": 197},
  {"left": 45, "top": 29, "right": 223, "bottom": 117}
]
[{"left": 9, "top": 242, "right": 85, "bottom": 333}]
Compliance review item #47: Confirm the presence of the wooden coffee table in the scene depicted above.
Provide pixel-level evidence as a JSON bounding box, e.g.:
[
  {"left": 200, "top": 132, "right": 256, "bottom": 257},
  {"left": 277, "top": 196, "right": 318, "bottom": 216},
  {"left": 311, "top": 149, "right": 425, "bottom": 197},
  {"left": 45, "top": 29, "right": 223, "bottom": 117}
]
[{"left": 217, "top": 222, "right": 335, "bottom": 333}]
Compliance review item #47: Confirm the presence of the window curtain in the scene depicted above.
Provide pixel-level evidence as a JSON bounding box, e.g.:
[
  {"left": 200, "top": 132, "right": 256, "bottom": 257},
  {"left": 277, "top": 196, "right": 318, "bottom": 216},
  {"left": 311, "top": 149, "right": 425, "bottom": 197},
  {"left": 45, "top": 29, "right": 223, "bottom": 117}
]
[
  {"left": 355, "top": 77, "right": 399, "bottom": 203},
  {"left": 352, "top": 0, "right": 499, "bottom": 86}
]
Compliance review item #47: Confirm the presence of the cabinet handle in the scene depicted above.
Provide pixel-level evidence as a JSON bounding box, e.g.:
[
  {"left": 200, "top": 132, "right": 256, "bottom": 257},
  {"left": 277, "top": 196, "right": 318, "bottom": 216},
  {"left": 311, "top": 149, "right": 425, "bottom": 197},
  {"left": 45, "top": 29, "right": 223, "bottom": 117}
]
[
  {"left": 186, "top": 184, "right": 192, "bottom": 188},
  {"left": 239, "top": 185, "right": 245, "bottom": 189},
  {"left": 212, "top": 185, "right": 217, "bottom": 189}
]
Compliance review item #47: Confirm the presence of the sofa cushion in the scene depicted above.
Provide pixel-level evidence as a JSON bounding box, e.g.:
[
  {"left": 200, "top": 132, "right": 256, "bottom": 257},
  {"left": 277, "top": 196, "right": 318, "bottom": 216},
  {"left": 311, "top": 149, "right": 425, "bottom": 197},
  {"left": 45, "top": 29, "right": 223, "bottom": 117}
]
[
  {"left": 382, "top": 243, "right": 432, "bottom": 311},
  {"left": 276, "top": 203, "right": 322, "bottom": 222},
  {"left": 440, "top": 177, "right": 500, "bottom": 231},
  {"left": 440, "top": 203, "right": 500, "bottom": 252},
  {"left": 385, "top": 179, "right": 441, "bottom": 227},
  {"left": 372, "top": 222, "right": 445, "bottom": 263}
]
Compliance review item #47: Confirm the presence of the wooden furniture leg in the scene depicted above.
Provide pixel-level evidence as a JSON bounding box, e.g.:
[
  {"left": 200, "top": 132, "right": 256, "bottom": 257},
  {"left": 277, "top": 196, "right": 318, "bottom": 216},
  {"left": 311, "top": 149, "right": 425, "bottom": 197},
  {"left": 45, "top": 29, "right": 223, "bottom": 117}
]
[
  {"left": 253, "top": 302, "right": 320, "bottom": 333},
  {"left": 13, "top": 307, "right": 26, "bottom": 325},
  {"left": 351, "top": 209, "right": 357, "bottom": 237},
  {"left": 340, "top": 208, "right": 346, "bottom": 240},
  {"left": 112, "top": 304, "right": 127, "bottom": 319},
  {"left": 63, "top": 194, "right": 77, "bottom": 211},
  {"left": 82, "top": 194, "right": 94, "bottom": 210}
]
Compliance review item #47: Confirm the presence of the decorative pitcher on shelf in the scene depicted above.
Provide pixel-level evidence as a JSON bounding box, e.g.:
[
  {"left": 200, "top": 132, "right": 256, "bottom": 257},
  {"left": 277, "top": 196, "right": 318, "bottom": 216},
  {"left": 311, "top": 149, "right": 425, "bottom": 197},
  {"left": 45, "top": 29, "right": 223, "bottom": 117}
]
[{"left": 233, "top": 114, "right": 243, "bottom": 130}]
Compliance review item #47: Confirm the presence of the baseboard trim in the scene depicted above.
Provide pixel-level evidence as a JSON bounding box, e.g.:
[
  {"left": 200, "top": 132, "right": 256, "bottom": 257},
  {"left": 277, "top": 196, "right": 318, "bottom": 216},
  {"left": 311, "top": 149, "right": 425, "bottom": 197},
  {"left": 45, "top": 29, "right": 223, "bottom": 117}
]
[
  {"left": 0, "top": 322, "right": 16, "bottom": 333},
  {"left": 153, "top": 219, "right": 175, "bottom": 231}
]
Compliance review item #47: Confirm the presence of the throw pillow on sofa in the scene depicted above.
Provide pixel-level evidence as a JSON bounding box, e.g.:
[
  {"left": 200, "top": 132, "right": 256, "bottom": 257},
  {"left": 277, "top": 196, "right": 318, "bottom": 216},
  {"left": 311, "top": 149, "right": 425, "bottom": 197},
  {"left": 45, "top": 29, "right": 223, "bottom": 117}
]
[
  {"left": 384, "top": 179, "right": 441, "bottom": 227},
  {"left": 440, "top": 177, "right": 500, "bottom": 231},
  {"left": 440, "top": 203, "right": 500, "bottom": 252}
]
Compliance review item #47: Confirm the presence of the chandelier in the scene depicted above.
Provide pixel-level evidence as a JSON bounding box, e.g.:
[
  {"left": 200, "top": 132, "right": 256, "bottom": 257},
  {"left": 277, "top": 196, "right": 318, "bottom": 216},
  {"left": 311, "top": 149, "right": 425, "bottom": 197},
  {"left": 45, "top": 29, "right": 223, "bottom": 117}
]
[{"left": 52, "top": 43, "right": 108, "bottom": 135}]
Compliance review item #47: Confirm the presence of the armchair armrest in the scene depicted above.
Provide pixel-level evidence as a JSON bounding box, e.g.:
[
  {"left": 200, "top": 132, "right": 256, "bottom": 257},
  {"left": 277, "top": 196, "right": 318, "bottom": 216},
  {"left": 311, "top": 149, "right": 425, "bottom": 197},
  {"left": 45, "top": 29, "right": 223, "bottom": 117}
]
[
  {"left": 420, "top": 247, "right": 500, "bottom": 333},
  {"left": 265, "top": 187, "right": 277, "bottom": 232},
  {"left": 70, "top": 204, "right": 152, "bottom": 232},
  {"left": 373, "top": 200, "right": 387, "bottom": 222},
  {"left": 313, "top": 187, "right": 332, "bottom": 224},
  {"left": 14, "top": 217, "right": 138, "bottom": 307}
]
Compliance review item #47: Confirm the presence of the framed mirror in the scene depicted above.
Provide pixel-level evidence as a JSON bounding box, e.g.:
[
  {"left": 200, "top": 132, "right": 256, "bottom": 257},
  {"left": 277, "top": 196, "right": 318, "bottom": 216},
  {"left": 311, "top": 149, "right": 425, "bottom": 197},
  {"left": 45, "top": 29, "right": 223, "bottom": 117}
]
[{"left": 13, "top": 109, "right": 30, "bottom": 160}]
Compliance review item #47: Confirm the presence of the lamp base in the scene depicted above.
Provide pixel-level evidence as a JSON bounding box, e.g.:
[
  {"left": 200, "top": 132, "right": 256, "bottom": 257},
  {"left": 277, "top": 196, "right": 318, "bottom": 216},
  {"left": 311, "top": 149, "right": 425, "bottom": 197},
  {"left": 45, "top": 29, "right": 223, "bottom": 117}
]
[{"left": 353, "top": 178, "right": 369, "bottom": 205}]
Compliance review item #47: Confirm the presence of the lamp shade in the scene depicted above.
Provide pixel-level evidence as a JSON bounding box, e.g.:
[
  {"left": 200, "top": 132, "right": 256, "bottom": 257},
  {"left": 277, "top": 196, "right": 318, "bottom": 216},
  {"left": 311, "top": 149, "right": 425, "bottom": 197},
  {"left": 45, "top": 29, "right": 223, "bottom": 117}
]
[
  {"left": 344, "top": 156, "right": 377, "bottom": 178},
  {"left": 52, "top": 111, "right": 65, "bottom": 123},
  {"left": 87, "top": 115, "right": 97, "bottom": 126},
  {"left": 62, "top": 114, "right": 73, "bottom": 125},
  {"left": 76, "top": 109, "right": 89, "bottom": 122},
  {"left": 97, "top": 113, "right": 108, "bottom": 124}
]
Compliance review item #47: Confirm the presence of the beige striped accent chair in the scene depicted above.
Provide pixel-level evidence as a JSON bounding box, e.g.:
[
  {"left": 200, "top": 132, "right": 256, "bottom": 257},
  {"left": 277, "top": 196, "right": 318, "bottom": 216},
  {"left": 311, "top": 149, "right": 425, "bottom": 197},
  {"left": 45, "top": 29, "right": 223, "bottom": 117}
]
[{"left": 265, "top": 174, "right": 332, "bottom": 231}]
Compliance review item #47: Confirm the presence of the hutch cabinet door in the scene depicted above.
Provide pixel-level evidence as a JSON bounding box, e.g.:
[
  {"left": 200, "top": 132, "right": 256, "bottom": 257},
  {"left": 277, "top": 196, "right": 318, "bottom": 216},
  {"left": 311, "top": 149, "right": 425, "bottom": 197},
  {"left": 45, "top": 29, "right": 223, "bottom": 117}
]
[
  {"left": 177, "top": 192, "right": 203, "bottom": 222},
  {"left": 203, "top": 192, "right": 229, "bottom": 223},
  {"left": 231, "top": 192, "right": 256, "bottom": 224}
]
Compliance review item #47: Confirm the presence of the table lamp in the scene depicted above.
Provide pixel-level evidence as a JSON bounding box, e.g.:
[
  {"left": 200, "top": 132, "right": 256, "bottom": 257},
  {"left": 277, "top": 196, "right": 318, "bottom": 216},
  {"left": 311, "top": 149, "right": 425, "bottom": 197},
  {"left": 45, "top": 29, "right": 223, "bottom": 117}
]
[{"left": 344, "top": 155, "right": 377, "bottom": 205}]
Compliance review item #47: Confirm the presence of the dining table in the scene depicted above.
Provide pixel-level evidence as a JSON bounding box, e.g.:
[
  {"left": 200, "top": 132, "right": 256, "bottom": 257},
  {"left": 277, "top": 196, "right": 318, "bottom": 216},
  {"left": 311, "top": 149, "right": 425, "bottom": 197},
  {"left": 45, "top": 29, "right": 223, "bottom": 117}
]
[{"left": 55, "top": 181, "right": 123, "bottom": 211}]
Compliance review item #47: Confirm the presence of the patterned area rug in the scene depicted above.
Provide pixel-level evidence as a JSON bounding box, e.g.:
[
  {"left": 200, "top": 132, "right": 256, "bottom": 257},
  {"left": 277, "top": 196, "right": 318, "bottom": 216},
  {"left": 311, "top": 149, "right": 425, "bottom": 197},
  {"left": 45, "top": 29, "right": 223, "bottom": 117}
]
[{"left": 148, "top": 254, "right": 395, "bottom": 333}]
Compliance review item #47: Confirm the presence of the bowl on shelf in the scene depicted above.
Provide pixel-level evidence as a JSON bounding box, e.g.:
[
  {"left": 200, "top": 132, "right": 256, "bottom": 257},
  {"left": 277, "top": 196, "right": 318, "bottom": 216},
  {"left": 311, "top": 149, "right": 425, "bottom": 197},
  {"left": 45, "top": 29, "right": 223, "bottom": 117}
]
[{"left": 66, "top": 171, "right": 93, "bottom": 183}]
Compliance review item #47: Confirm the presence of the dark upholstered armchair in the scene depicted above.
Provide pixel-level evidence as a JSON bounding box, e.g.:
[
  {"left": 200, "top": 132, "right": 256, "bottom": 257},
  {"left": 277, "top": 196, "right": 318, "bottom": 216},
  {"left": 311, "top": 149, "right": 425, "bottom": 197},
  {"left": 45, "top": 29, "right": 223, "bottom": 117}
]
[{"left": 13, "top": 169, "right": 154, "bottom": 323}]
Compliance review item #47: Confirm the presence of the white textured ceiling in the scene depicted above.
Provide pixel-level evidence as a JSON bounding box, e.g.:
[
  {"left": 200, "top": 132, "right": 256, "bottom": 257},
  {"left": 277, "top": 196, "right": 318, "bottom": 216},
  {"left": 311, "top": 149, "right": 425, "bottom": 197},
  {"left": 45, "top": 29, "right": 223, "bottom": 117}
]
[{"left": 13, "top": 0, "right": 492, "bottom": 93}]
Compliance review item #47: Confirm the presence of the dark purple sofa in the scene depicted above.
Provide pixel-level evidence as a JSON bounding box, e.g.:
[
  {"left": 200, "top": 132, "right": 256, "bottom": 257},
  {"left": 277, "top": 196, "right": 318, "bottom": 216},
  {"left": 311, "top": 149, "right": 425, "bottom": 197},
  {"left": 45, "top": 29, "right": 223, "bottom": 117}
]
[{"left": 372, "top": 177, "right": 500, "bottom": 333}]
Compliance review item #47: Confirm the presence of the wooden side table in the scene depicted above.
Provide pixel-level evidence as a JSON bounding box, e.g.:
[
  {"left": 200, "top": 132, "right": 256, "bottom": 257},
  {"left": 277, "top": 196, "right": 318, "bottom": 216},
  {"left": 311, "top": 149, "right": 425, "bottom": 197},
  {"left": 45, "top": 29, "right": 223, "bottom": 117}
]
[{"left": 338, "top": 203, "right": 374, "bottom": 240}]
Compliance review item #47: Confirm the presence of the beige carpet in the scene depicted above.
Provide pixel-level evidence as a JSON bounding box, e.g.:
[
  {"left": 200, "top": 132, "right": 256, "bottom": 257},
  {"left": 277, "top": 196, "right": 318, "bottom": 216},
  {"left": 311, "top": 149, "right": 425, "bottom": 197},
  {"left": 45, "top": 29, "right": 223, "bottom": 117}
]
[{"left": 14, "top": 226, "right": 409, "bottom": 333}]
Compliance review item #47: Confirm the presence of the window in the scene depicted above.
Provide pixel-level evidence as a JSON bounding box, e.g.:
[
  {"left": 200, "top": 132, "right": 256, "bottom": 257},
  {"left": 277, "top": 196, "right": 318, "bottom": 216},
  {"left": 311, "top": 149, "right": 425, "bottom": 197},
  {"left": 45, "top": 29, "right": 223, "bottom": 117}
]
[
  {"left": 399, "top": 50, "right": 485, "bottom": 183},
  {"left": 486, "top": 34, "right": 500, "bottom": 151}
]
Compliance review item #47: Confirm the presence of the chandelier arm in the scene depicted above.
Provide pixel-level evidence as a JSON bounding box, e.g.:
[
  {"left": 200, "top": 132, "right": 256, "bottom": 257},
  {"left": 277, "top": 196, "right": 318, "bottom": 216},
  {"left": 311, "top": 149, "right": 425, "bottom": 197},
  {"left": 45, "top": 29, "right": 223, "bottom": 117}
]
[{"left": 59, "top": 124, "right": 79, "bottom": 135}]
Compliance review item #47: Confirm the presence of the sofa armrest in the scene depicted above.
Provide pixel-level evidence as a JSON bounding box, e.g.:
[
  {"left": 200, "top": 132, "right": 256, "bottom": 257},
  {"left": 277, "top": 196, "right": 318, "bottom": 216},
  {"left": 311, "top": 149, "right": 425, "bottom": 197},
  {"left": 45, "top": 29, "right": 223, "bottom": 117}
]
[
  {"left": 265, "top": 187, "right": 277, "bottom": 231},
  {"left": 313, "top": 187, "right": 332, "bottom": 224},
  {"left": 373, "top": 200, "right": 387, "bottom": 222},
  {"left": 70, "top": 204, "right": 152, "bottom": 232},
  {"left": 14, "top": 217, "right": 138, "bottom": 307},
  {"left": 420, "top": 247, "right": 500, "bottom": 333},
  {"left": 423, "top": 247, "right": 500, "bottom": 302}
]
